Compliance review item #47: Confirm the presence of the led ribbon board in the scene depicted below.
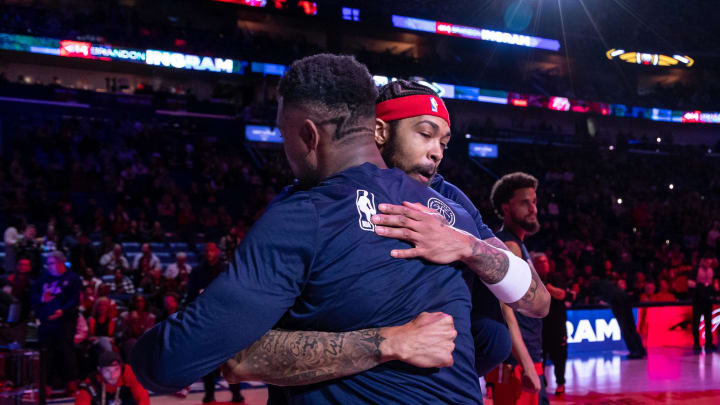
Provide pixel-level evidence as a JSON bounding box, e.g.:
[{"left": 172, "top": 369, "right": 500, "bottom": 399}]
[
  {"left": 2, "top": 33, "right": 719, "bottom": 125},
  {"left": 606, "top": 49, "right": 694, "bottom": 67},
  {"left": 392, "top": 15, "right": 560, "bottom": 51}
]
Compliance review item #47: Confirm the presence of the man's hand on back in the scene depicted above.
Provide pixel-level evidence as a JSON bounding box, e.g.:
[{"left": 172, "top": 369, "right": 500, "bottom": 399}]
[
  {"left": 382, "top": 312, "right": 457, "bottom": 368},
  {"left": 371, "top": 202, "right": 473, "bottom": 264}
]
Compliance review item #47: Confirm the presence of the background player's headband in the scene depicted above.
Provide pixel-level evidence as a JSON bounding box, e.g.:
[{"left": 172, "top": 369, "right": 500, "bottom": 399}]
[{"left": 376, "top": 95, "right": 451, "bottom": 127}]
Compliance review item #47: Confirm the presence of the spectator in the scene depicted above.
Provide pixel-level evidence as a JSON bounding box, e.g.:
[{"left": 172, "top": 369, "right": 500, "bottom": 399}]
[
  {"left": 131, "top": 243, "right": 162, "bottom": 275},
  {"left": 79, "top": 285, "right": 97, "bottom": 318},
  {"left": 3, "top": 257, "right": 33, "bottom": 344},
  {"left": 149, "top": 221, "right": 167, "bottom": 243},
  {"left": 690, "top": 257, "right": 716, "bottom": 352},
  {"left": 187, "top": 242, "right": 224, "bottom": 302},
  {"left": 109, "top": 204, "right": 131, "bottom": 236},
  {"left": 70, "top": 235, "right": 99, "bottom": 277},
  {"left": 3, "top": 217, "right": 24, "bottom": 274},
  {"left": 111, "top": 269, "right": 136, "bottom": 295},
  {"left": 75, "top": 351, "right": 150, "bottom": 405},
  {"left": 219, "top": 227, "right": 241, "bottom": 264},
  {"left": 99, "top": 244, "right": 130, "bottom": 275},
  {"left": 31, "top": 251, "right": 82, "bottom": 391},
  {"left": 176, "top": 197, "right": 196, "bottom": 234},
  {"left": 81, "top": 268, "right": 103, "bottom": 294},
  {"left": 119, "top": 295, "right": 155, "bottom": 360},
  {"left": 138, "top": 268, "right": 166, "bottom": 304},
  {"left": 87, "top": 297, "right": 118, "bottom": 354},
  {"left": 157, "top": 194, "right": 176, "bottom": 230},
  {"left": 164, "top": 252, "right": 192, "bottom": 280},
  {"left": 651, "top": 279, "right": 677, "bottom": 302},
  {"left": 157, "top": 292, "right": 179, "bottom": 322},
  {"left": 16, "top": 224, "right": 42, "bottom": 277},
  {"left": 639, "top": 282, "right": 657, "bottom": 302}
]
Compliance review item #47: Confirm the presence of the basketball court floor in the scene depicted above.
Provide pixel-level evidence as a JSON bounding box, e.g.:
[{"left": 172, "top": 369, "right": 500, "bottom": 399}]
[{"left": 129, "top": 347, "right": 720, "bottom": 405}]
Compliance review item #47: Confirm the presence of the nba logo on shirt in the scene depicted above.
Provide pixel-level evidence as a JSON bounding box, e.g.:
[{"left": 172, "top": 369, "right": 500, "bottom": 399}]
[
  {"left": 356, "top": 190, "right": 377, "bottom": 231},
  {"left": 427, "top": 197, "right": 456, "bottom": 226},
  {"left": 430, "top": 97, "right": 438, "bottom": 113}
]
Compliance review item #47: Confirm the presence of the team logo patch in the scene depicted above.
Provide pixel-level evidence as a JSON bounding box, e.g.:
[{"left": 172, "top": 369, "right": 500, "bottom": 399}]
[
  {"left": 356, "top": 190, "right": 377, "bottom": 231},
  {"left": 430, "top": 97, "right": 439, "bottom": 112},
  {"left": 427, "top": 197, "right": 456, "bottom": 226}
]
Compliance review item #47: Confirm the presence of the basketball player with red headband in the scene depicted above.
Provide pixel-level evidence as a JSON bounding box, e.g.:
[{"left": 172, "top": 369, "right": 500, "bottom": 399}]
[{"left": 221, "top": 80, "right": 549, "bottom": 401}]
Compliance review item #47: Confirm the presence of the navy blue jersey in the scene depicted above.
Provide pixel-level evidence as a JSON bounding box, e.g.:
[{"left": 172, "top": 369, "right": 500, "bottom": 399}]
[
  {"left": 431, "top": 175, "right": 505, "bottom": 332},
  {"left": 431, "top": 174, "right": 494, "bottom": 240},
  {"left": 496, "top": 227, "right": 543, "bottom": 364},
  {"left": 131, "top": 163, "right": 482, "bottom": 404}
]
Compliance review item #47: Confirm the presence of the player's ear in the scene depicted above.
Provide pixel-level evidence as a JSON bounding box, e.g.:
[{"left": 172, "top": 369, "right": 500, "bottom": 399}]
[
  {"left": 375, "top": 118, "right": 391, "bottom": 148},
  {"left": 301, "top": 119, "right": 321, "bottom": 153},
  {"left": 501, "top": 203, "right": 510, "bottom": 218}
]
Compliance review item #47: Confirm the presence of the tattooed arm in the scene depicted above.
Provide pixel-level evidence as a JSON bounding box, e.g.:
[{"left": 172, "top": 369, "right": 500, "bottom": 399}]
[
  {"left": 223, "top": 312, "right": 457, "bottom": 386},
  {"left": 371, "top": 202, "right": 550, "bottom": 318}
]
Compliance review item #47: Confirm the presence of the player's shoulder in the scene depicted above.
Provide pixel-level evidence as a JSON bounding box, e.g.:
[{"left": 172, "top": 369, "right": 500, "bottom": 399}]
[
  {"left": 265, "top": 187, "right": 317, "bottom": 215},
  {"left": 431, "top": 174, "right": 473, "bottom": 204}
]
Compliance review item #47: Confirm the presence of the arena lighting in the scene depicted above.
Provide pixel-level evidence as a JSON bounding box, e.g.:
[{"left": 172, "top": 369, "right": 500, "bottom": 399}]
[
  {"left": 213, "top": 0, "right": 266, "bottom": 6},
  {"left": 297, "top": 1, "right": 317, "bottom": 15},
  {"left": 392, "top": 15, "right": 560, "bottom": 51},
  {"left": 5, "top": 32, "right": 720, "bottom": 125},
  {"left": 608, "top": 145, "right": 615, "bottom": 151},
  {"left": 617, "top": 198, "right": 623, "bottom": 204},
  {"left": 669, "top": 184, "right": 674, "bottom": 190},
  {"left": 549, "top": 96, "right": 571, "bottom": 111},
  {"left": 146, "top": 50, "right": 234, "bottom": 73},
  {"left": 468, "top": 143, "right": 498, "bottom": 158},
  {"left": 245, "top": 125, "right": 283, "bottom": 143},
  {"left": 656, "top": 137, "right": 662, "bottom": 143},
  {"left": 606, "top": 49, "right": 694, "bottom": 67},
  {"left": 59, "top": 40, "right": 91, "bottom": 58}
]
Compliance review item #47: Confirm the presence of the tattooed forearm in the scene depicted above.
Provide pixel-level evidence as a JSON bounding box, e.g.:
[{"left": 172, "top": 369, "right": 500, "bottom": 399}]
[
  {"left": 482, "top": 237, "right": 510, "bottom": 251},
  {"left": 462, "top": 238, "right": 510, "bottom": 284},
  {"left": 507, "top": 267, "right": 550, "bottom": 318},
  {"left": 463, "top": 236, "right": 550, "bottom": 317},
  {"left": 227, "top": 328, "right": 387, "bottom": 386}
]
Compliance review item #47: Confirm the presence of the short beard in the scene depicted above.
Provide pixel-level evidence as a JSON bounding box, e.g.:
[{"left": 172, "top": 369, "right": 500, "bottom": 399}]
[
  {"left": 381, "top": 133, "right": 436, "bottom": 186},
  {"left": 516, "top": 217, "right": 541, "bottom": 235}
]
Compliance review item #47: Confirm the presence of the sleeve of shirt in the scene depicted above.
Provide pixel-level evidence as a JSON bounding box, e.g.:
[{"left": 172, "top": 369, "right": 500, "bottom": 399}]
[
  {"left": 74, "top": 390, "right": 92, "bottom": 405},
  {"left": 441, "top": 180, "right": 495, "bottom": 240},
  {"left": 122, "top": 365, "right": 151, "bottom": 405},
  {"left": 129, "top": 195, "right": 317, "bottom": 393}
]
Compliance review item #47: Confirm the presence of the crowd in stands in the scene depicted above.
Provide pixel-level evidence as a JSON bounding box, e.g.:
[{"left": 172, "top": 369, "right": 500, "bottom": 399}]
[{"left": 0, "top": 95, "right": 717, "bottom": 395}]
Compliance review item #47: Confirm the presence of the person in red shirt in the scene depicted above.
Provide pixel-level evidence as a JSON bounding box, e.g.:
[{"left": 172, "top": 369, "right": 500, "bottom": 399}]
[{"left": 76, "top": 351, "right": 149, "bottom": 405}]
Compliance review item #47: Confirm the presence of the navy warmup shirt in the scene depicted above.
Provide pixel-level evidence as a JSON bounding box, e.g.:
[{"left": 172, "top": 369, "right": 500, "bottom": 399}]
[
  {"left": 432, "top": 174, "right": 509, "bottom": 370},
  {"left": 131, "top": 163, "right": 483, "bottom": 404},
  {"left": 431, "top": 174, "right": 494, "bottom": 240},
  {"left": 496, "top": 227, "right": 543, "bottom": 364}
]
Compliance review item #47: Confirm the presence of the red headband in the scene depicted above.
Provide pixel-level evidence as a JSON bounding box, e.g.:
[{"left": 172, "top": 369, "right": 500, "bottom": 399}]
[{"left": 376, "top": 94, "right": 451, "bottom": 127}]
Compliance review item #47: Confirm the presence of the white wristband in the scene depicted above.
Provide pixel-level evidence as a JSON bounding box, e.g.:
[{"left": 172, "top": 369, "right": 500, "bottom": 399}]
[{"left": 483, "top": 249, "right": 532, "bottom": 304}]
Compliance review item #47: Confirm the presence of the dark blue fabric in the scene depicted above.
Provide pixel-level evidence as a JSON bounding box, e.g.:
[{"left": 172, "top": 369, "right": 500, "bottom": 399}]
[
  {"left": 131, "top": 163, "right": 482, "bottom": 404},
  {"left": 495, "top": 228, "right": 543, "bottom": 365},
  {"left": 432, "top": 175, "right": 510, "bottom": 379},
  {"left": 431, "top": 175, "right": 494, "bottom": 240}
]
